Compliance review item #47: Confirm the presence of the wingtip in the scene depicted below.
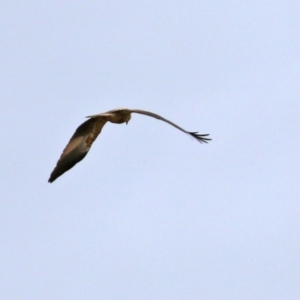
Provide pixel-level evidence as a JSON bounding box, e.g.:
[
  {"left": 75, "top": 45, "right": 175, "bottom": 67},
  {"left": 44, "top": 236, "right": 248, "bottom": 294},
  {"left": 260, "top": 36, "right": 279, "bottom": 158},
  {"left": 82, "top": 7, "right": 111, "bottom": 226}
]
[
  {"left": 189, "top": 132, "right": 212, "bottom": 143},
  {"left": 48, "top": 176, "right": 54, "bottom": 183}
]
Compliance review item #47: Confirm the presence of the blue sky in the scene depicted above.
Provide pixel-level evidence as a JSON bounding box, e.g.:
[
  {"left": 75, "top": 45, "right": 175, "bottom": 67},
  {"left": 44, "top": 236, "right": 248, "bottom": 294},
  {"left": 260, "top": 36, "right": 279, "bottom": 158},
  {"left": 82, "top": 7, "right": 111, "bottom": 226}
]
[{"left": 1, "top": 2, "right": 300, "bottom": 299}]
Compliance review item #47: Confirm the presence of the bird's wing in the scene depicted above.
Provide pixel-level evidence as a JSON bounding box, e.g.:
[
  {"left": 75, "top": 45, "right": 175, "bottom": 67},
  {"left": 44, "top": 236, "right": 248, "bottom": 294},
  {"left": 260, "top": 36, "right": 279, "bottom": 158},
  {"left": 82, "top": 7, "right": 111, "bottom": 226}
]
[
  {"left": 48, "top": 117, "right": 107, "bottom": 183},
  {"left": 129, "top": 109, "right": 211, "bottom": 143}
]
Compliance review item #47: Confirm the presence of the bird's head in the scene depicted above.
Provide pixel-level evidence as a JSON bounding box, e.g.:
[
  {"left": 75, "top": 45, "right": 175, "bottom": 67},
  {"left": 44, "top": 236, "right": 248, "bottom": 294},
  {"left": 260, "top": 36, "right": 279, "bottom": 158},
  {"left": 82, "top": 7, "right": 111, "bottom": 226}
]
[{"left": 125, "top": 113, "right": 131, "bottom": 125}]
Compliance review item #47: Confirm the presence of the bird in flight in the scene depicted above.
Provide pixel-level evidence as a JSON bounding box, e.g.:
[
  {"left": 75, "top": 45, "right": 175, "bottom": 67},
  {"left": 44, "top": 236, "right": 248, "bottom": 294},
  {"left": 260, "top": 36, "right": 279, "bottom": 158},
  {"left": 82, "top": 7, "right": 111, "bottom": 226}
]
[{"left": 48, "top": 108, "right": 211, "bottom": 183}]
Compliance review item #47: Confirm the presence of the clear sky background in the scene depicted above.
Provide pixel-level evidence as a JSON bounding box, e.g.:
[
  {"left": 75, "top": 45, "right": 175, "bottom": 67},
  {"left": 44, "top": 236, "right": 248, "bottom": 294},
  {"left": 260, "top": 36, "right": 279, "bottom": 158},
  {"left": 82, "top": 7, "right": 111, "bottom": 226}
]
[{"left": 1, "top": 2, "right": 299, "bottom": 299}]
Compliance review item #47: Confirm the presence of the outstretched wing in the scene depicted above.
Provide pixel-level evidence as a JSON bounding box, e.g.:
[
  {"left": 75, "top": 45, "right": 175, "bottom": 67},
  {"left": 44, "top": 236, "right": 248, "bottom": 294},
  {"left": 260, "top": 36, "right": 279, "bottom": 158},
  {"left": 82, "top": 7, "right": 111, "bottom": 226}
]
[
  {"left": 129, "top": 109, "right": 211, "bottom": 143},
  {"left": 48, "top": 117, "right": 107, "bottom": 183}
]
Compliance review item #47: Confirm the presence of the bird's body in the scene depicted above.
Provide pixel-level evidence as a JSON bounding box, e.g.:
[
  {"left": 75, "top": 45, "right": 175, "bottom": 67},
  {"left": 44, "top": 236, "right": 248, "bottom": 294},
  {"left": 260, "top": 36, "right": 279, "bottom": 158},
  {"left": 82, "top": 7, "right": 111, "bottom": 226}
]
[{"left": 48, "top": 108, "right": 211, "bottom": 183}]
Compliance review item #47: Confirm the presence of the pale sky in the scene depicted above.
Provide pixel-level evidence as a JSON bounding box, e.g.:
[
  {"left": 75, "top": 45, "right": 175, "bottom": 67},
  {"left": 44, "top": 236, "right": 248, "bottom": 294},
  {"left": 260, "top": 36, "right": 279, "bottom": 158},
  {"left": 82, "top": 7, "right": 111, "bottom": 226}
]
[{"left": 1, "top": 2, "right": 300, "bottom": 299}]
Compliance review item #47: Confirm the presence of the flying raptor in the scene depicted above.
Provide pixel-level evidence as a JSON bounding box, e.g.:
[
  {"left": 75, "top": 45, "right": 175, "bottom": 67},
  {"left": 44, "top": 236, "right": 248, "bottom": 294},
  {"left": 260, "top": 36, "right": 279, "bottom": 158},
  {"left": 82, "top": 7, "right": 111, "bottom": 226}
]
[{"left": 48, "top": 108, "right": 211, "bottom": 183}]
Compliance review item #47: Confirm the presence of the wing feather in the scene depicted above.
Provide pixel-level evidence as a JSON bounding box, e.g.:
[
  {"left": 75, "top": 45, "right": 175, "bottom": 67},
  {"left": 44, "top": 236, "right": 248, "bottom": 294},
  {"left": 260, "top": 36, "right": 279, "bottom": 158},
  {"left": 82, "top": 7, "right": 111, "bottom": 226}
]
[{"left": 48, "top": 117, "right": 107, "bottom": 183}]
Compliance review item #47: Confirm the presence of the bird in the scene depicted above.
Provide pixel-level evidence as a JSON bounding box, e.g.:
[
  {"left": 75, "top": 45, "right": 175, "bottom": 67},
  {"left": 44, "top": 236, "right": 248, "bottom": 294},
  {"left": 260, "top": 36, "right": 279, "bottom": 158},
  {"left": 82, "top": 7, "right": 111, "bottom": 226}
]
[{"left": 48, "top": 108, "right": 211, "bottom": 183}]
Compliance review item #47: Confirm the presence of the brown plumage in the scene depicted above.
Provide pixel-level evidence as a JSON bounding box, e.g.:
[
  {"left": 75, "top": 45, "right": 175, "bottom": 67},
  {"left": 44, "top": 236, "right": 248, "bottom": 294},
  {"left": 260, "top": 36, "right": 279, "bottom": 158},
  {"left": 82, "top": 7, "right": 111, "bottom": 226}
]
[{"left": 48, "top": 108, "right": 211, "bottom": 183}]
